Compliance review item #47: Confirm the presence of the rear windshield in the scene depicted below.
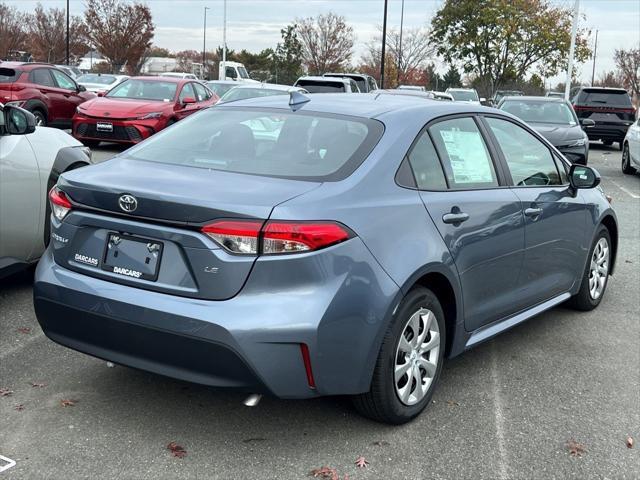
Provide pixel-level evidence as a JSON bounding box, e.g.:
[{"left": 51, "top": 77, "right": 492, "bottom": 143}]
[
  {"left": 0, "top": 68, "right": 19, "bottom": 83},
  {"left": 106, "top": 79, "right": 177, "bottom": 101},
  {"left": 125, "top": 108, "right": 384, "bottom": 181},
  {"left": 449, "top": 90, "right": 479, "bottom": 102},
  {"left": 297, "top": 81, "right": 345, "bottom": 93},
  {"left": 579, "top": 89, "right": 632, "bottom": 106},
  {"left": 221, "top": 88, "right": 287, "bottom": 102},
  {"left": 78, "top": 74, "right": 116, "bottom": 85},
  {"left": 500, "top": 100, "right": 577, "bottom": 125},
  {"left": 207, "top": 82, "right": 236, "bottom": 97}
]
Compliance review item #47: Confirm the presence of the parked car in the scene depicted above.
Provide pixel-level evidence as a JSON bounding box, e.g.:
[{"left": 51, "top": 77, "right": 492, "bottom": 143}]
[
  {"left": 446, "top": 87, "right": 483, "bottom": 105},
  {"left": 570, "top": 87, "right": 636, "bottom": 150},
  {"left": 0, "top": 62, "right": 96, "bottom": 127},
  {"left": 36, "top": 94, "right": 618, "bottom": 424},
  {"left": 397, "top": 85, "right": 425, "bottom": 92},
  {"left": 491, "top": 90, "right": 524, "bottom": 105},
  {"left": 0, "top": 103, "right": 92, "bottom": 279},
  {"left": 428, "top": 91, "right": 454, "bottom": 101},
  {"left": 498, "top": 96, "right": 592, "bottom": 165},
  {"left": 54, "top": 64, "right": 83, "bottom": 79},
  {"left": 323, "top": 73, "right": 378, "bottom": 93},
  {"left": 206, "top": 80, "right": 238, "bottom": 98},
  {"left": 294, "top": 76, "right": 360, "bottom": 93},
  {"left": 76, "top": 73, "right": 129, "bottom": 94},
  {"left": 546, "top": 91, "right": 564, "bottom": 98},
  {"left": 376, "top": 89, "right": 436, "bottom": 100},
  {"left": 622, "top": 116, "right": 640, "bottom": 174},
  {"left": 72, "top": 76, "right": 218, "bottom": 147},
  {"left": 219, "top": 83, "right": 307, "bottom": 103},
  {"left": 159, "top": 72, "right": 199, "bottom": 80}
]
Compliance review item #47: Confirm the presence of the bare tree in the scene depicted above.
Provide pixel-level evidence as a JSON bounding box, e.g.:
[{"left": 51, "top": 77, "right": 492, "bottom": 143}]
[
  {"left": 614, "top": 48, "right": 640, "bottom": 98},
  {"left": 296, "top": 12, "right": 354, "bottom": 74},
  {"left": 383, "top": 27, "right": 434, "bottom": 84},
  {"left": 83, "top": 0, "right": 154, "bottom": 74},
  {"left": 28, "top": 3, "right": 88, "bottom": 64},
  {"left": 0, "top": 3, "right": 28, "bottom": 59}
]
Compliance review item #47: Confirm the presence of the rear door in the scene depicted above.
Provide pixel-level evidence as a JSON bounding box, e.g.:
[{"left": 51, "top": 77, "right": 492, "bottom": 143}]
[
  {"left": 411, "top": 116, "right": 526, "bottom": 331},
  {"left": 28, "top": 68, "right": 59, "bottom": 120},
  {"left": 482, "top": 115, "right": 587, "bottom": 306}
]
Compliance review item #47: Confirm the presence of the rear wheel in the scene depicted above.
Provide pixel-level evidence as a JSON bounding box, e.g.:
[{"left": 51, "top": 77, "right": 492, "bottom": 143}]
[
  {"left": 352, "top": 287, "right": 445, "bottom": 424},
  {"left": 618, "top": 140, "right": 624, "bottom": 151},
  {"left": 82, "top": 140, "right": 101, "bottom": 148},
  {"left": 622, "top": 143, "right": 636, "bottom": 174},
  {"left": 568, "top": 227, "right": 611, "bottom": 311},
  {"left": 32, "top": 109, "right": 47, "bottom": 127}
]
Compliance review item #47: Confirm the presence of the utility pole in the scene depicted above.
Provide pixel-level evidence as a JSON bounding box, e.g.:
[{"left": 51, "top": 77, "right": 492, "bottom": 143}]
[
  {"left": 222, "top": 0, "right": 227, "bottom": 79},
  {"left": 65, "top": 0, "right": 70, "bottom": 65},
  {"left": 564, "top": 0, "right": 580, "bottom": 100},
  {"left": 591, "top": 29, "right": 598, "bottom": 86},
  {"left": 397, "top": 0, "right": 405, "bottom": 86},
  {"left": 203, "top": 6, "right": 209, "bottom": 79},
  {"left": 380, "top": 0, "right": 388, "bottom": 88}
]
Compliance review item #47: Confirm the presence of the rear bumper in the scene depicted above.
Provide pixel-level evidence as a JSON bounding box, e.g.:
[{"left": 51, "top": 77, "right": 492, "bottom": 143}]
[
  {"left": 34, "top": 241, "right": 399, "bottom": 398},
  {"left": 585, "top": 124, "right": 630, "bottom": 142}
]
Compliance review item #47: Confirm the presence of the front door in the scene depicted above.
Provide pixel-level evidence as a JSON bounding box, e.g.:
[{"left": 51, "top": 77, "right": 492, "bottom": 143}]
[
  {"left": 410, "top": 116, "right": 526, "bottom": 331},
  {"left": 482, "top": 116, "right": 587, "bottom": 307}
]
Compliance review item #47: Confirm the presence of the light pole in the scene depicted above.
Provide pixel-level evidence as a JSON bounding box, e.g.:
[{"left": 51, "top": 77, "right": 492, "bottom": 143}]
[
  {"left": 203, "top": 6, "right": 209, "bottom": 79},
  {"left": 397, "top": 0, "right": 405, "bottom": 85},
  {"left": 380, "top": 0, "right": 388, "bottom": 88},
  {"left": 65, "top": 0, "right": 70, "bottom": 65},
  {"left": 222, "top": 0, "right": 227, "bottom": 79},
  {"left": 564, "top": 0, "right": 580, "bottom": 100},
  {"left": 591, "top": 29, "right": 598, "bottom": 86}
]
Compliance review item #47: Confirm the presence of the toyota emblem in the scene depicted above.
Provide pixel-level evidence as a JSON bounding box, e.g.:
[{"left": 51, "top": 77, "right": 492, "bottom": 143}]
[{"left": 118, "top": 194, "right": 138, "bottom": 213}]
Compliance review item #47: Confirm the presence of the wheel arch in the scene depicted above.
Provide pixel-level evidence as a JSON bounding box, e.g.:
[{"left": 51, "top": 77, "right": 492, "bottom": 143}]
[
  {"left": 23, "top": 99, "right": 48, "bottom": 118},
  {"left": 600, "top": 214, "right": 618, "bottom": 275}
]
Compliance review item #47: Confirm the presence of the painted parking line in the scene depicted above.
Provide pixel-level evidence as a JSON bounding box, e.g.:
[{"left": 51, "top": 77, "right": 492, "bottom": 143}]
[
  {"left": 0, "top": 455, "right": 16, "bottom": 473},
  {"left": 608, "top": 179, "right": 640, "bottom": 199}
]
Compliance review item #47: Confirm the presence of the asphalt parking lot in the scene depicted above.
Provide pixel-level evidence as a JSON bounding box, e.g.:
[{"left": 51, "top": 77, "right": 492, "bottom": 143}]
[{"left": 1, "top": 143, "right": 638, "bottom": 479}]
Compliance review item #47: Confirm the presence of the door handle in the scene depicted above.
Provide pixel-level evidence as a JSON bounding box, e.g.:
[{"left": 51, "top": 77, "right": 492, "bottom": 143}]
[
  {"left": 442, "top": 212, "right": 469, "bottom": 224},
  {"left": 524, "top": 207, "right": 543, "bottom": 218}
]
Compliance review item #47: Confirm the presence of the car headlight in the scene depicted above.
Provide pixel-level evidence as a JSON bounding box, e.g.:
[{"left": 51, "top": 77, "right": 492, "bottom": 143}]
[
  {"left": 564, "top": 138, "right": 587, "bottom": 148},
  {"left": 137, "top": 112, "right": 163, "bottom": 120}
]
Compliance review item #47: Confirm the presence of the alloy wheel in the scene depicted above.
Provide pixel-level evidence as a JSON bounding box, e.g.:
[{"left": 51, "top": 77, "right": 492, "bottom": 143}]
[
  {"left": 394, "top": 308, "right": 440, "bottom": 406},
  {"left": 588, "top": 237, "right": 609, "bottom": 300},
  {"left": 622, "top": 146, "right": 630, "bottom": 169}
]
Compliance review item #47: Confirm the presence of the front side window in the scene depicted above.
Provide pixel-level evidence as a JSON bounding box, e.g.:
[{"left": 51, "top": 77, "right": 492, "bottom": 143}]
[
  {"left": 225, "top": 67, "right": 237, "bottom": 79},
  {"left": 107, "top": 79, "right": 178, "bottom": 102},
  {"left": 51, "top": 69, "right": 76, "bottom": 90},
  {"left": 193, "top": 82, "right": 210, "bottom": 101},
  {"left": 429, "top": 117, "right": 498, "bottom": 188},
  {"left": 125, "top": 108, "right": 383, "bottom": 181},
  {"left": 407, "top": 130, "right": 447, "bottom": 190},
  {"left": 486, "top": 117, "right": 561, "bottom": 187},
  {"left": 179, "top": 83, "right": 195, "bottom": 102}
]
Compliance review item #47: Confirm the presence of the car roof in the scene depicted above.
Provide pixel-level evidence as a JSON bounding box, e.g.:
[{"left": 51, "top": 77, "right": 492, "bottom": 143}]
[
  {"left": 215, "top": 92, "right": 495, "bottom": 120},
  {"left": 446, "top": 88, "right": 475, "bottom": 92},
  {"left": 324, "top": 73, "right": 370, "bottom": 79},
  {"left": 296, "top": 76, "right": 349, "bottom": 84},
  {"left": 130, "top": 76, "right": 186, "bottom": 84},
  {"left": 228, "top": 83, "right": 305, "bottom": 92},
  {"left": 377, "top": 89, "right": 433, "bottom": 99},
  {"left": 0, "top": 61, "right": 53, "bottom": 69},
  {"left": 207, "top": 80, "right": 237, "bottom": 85},
  {"left": 501, "top": 95, "right": 567, "bottom": 103},
  {"left": 579, "top": 87, "right": 628, "bottom": 93}
]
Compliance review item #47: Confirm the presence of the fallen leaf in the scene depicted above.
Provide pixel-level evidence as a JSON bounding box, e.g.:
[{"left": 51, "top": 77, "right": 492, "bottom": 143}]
[
  {"left": 60, "top": 399, "right": 77, "bottom": 407},
  {"left": 242, "top": 437, "right": 266, "bottom": 443},
  {"left": 0, "top": 388, "right": 13, "bottom": 397},
  {"left": 625, "top": 259, "right": 633, "bottom": 264},
  {"left": 310, "top": 466, "right": 339, "bottom": 480},
  {"left": 167, "top": 441, "right": 187, "bottom": 458},
  {"left": 15, "top": 404, "right": 25, "bottom": 411},
  {"left": 31, "top": 382, "right": 47, "bottom": 388},
  {"left": 17, "top": 327, "right": 31, "bottom": 334},
  {"left": 355, "top": 456, "right": 369, "bottom": 468},
  {"left": 446, "top": 400, "right": 460, "bottom": 407},
  {"left": 371, "top": 440, "right": 389, "bottom": 447},
  {"left": 566, "top": 439, "right": 586, "bottom": 457},
  {"left": 627, "top": 436, "right": 634, "bottom": 449}
]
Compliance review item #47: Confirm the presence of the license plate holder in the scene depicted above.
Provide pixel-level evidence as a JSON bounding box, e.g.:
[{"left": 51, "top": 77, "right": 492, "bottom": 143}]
[
  {"left": 96, "top": 122, "right": 113, "bottom": 132},
  {"left": 102, "top": 233, "right": 163, "bottom": 281}
]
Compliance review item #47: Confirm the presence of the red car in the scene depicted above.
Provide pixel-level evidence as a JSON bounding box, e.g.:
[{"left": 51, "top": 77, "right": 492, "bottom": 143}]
[
  {"left": 0, "top": 61, "right": 96, "bottom": 127},
  {"left": 72, "top": 76, "right": 219, "bottom": 146}
]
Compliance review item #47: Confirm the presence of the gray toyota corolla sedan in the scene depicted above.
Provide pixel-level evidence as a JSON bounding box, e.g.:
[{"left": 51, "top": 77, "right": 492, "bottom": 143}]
[{"left": 34, "top": 93, "right": 618, "bottom": 424}]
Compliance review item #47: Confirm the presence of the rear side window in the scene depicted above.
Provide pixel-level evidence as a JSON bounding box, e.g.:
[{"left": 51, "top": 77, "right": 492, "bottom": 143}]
[
  {"left": 297, "top": 81, "right": 345, "bottom": 93},
  {"left": 407, "top": 131, "right": 447, "bottom": 190},
  {"left": 486, "top": 117, "right": 561, "bottom": 186},
  {"left": 0, "top": 68, "right": 19, "bottom": 83},
  {"left": 579, "top": 89, "right": 632, "bottom": 107},
  {"left": 125, "top": 108, "right": 384, "bottom": 181},
  {"left": 30, "top": 68, "right": 55, "bottom": 87},
  {"left": 429, "top": 117, "right": 498, "bottom": 189}
]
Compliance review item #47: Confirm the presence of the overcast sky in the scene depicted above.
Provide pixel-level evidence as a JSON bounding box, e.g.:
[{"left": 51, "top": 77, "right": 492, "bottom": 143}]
[{"left": 7, "top": 0, "right": 640, "bottom": 85}]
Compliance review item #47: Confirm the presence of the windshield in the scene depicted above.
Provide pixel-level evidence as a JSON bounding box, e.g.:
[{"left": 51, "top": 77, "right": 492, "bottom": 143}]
[
  {"left": 237, "top": 67, "right": 250, "bottom": 79},
  {"left": 449, "top": 90, "right": 479, "bottom": 101},
  {"left": 221, "top": 88, "right": 288, "bottom": 102},
  {"left": 501, "top": 100, "right": 577, "bottom": 125},
  {"left": 125, "top": 108, "right": 384, "bottom": 181},
  {"left": 78, "top": 74, "right": 117, "bottom": 85},
  {"left": 106, "top": 79, "right": 177, "bottom": 101}
]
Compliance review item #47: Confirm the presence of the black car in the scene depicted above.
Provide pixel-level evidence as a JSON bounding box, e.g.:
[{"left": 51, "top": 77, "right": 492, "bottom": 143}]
[
  {"left": 570, "top": 87, "right": 635, "bottom": 150},
  {"left": 323, "top": 73, "right": 378, "bottom": 93},
  {"left": 498, "top": 96, "right": 592, "bottom": 165}
]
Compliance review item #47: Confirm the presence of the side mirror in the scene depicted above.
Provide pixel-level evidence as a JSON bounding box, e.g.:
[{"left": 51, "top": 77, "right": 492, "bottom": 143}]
[
  {"left": 97, "top": 91, "right": 105, "bottom": 97},
  {"left": 569, "top": 164, "right": 600, "bottom": 190},
  {"left": 77, "top": 84, "right": 87, "bottom": 93},
  {"left": 3, "top": 106, "right": 36, "bottom": 135},
  {"left": 581, "top": 118, "right": 595, "bottom": 128},
  {"left": 480, "top": 97, "right": 487, "bottom": 103},
  {"left": 182, "top": 97, "right": 196, "bottom": 105}
]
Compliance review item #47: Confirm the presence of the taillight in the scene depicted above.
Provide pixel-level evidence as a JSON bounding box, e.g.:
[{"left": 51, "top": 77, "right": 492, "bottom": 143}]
[
  {"left": 48, "top": 186, "right": 72, "bottom": 221},
  {"left": 201, "top": 219, "right": 353, "bottom": 255}
]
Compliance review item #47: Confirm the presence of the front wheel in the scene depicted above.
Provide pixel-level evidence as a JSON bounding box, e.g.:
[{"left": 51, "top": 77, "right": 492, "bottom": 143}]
[
  {"left": 568, "top": 227, "right": 612, "bottom": 311},
  {"left": 602, "top": 140, "right": 613, "bottom": 147},
  {"left": 31, "top": 109, "right": 47, "bottom": 127},
  {"left": 622, "top": 143, "right": 636, "bottom": 174},
  {"left": 352, "top": 287, "right": 445, "bottom": 424}
]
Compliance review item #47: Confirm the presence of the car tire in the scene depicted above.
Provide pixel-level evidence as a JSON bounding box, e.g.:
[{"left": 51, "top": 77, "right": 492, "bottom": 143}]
[
  {"left": 568, "top": 227, "right": 612, "bottom": 311},
  {"left": 82, "top": 140, "right": 101, "bottom": 148},
  {"left": 622, "top": 143, "right": 636, "bottom": 175},
  {"left": 618, "top": 141, "right": 624, "bottom": 151},
  {"left": 352, "top": 286, "right": 446, "bottom": 424},
  {"left": 32, "top": 109, "right": 47, "bottom": 127}
]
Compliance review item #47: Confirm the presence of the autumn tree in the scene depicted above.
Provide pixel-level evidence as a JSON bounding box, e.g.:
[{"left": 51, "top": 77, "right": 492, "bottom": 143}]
[
  {"left": 359, "top": 43, "right": 399, "bottom": 89},
  {"left": 614, "top": 48, "right": 640, "bottom": 98},
  {"left": 274, "top": 24, "right": 304, "bottom": 85},
  {"left": 28, "top": 3, "right": 88, "bottom": 63},
  {"left": 0, "top": 2, "right": 28, "bottom": 59},
  {"left": 430, "top": 0, "right": 591, "bottom": 97},
  {"left": 296, "top": 12, "right": 354, "bottom": 75},
  {"left": 83, "top": 0, "right": 154, "bottom": 74}
]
